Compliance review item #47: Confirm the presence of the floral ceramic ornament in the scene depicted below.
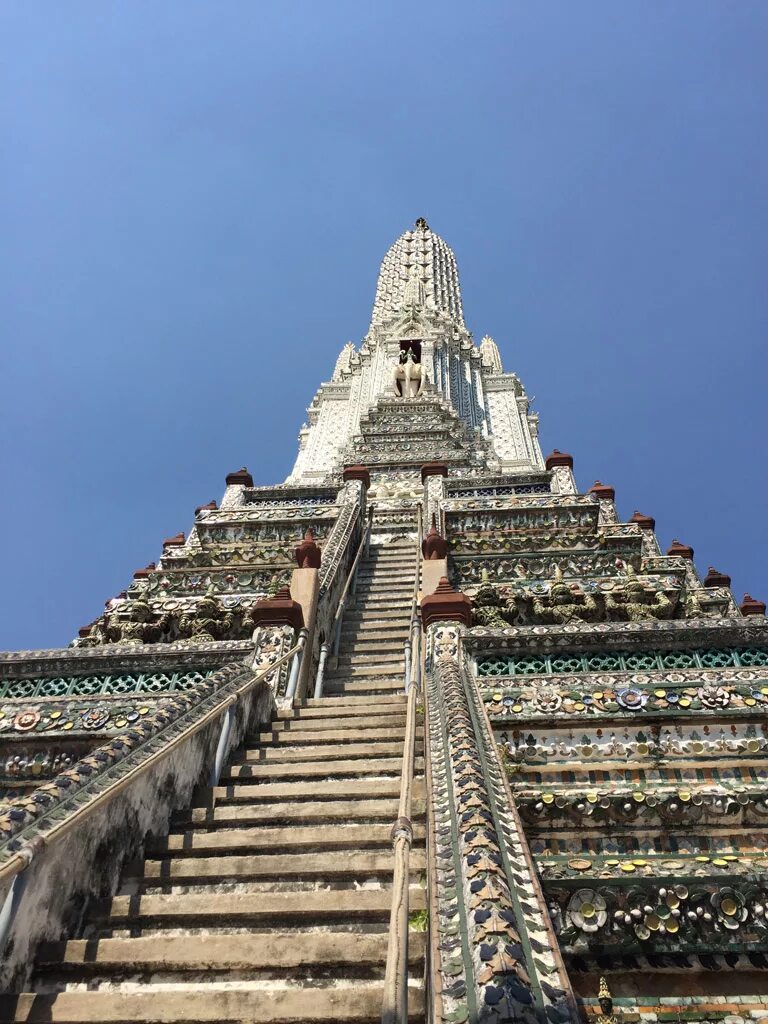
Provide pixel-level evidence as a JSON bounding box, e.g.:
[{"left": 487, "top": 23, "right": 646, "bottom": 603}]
[
  {"left": 80, "top": 706, "right": 111, "bottom": 730},
  {"left": 13, "top": 708, "right": 41, "bottom": 732},
  {"left": 712, "top": 887, "right": 748, "bottom": 930},
  {"left": 567, "top": 889, "right": 607, "bottom": 933},
  {"left": 616, "top": 687, "right": 648, "bottom": 710}
]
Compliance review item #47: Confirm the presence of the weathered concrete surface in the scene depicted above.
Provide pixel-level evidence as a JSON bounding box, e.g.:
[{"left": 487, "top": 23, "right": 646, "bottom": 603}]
[{"left": 0, "top": 669, "right": 273, "bottom": 992}]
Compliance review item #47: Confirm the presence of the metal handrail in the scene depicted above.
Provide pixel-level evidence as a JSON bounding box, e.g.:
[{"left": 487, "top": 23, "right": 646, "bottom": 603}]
[
  {"left": 381, "top": 504, "right": 423, "bottom": 1024},
  {"left": 0, "top": 641, "right": 301, "bottom": 895},
  {"left": 330, "top": 506, "right": 373, "bottom": 660}
]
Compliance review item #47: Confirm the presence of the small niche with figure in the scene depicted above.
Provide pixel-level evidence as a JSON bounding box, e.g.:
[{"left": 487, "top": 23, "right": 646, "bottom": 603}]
[{"left": 393, "top": 340, "right": 424, "bottom": 398}]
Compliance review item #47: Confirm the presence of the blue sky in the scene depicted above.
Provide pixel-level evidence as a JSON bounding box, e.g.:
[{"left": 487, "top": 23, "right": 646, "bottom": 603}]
[{"left": 1, "top": 1, "right": 766, "bottom": 650}]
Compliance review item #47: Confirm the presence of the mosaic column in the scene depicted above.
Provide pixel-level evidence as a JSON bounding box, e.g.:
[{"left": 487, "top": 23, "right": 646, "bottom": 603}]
[{"left": 422, "top": 583, "right": 576, "bottom": 1024}]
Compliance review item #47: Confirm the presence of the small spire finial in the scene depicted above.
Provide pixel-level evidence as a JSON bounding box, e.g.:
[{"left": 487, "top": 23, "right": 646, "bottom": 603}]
[{"left": 415, "top": 217, "right": 428, "bottom": 229}]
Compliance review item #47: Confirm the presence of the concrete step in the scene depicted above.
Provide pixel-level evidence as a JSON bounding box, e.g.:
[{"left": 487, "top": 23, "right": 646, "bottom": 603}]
[
  {"left": 340, "top": 626, "right": 410, "bottom": 640},
  {"left": 223, "top": 755, "right": 420, "bottom": 781},
  {"left": 337, "top": 639, "right": 407, "bottom": 654},
  {"left": 237, "top": 740, "right": 423, "bottom": 765},
  {"left": 300, "top": 695, "right": 406, "bottom": 708},
  {"left": 344, "top": 609, "right": 411, "bottom": 621},
  {"left": 339, "top": 647, "right": 405, "bottom": 663},
  {"left": 132, "top": 848, "right": 427, "bottom": 884},
  {"left": 150, "top": 822, "right": 425, "bottom": 857},
  {"left": 96, "top": 886, "right": 426, "bottom": 928},
  {"left": 323, "top": 679, "right": 405, "bottom": 696},
  {"left": 173, "top": 796, "right": 412, "bottom": 829},
  {"left": 262, "top": 712, "right": 406, "bottom": 733},
  {"left": 0, "top": 984, "right": 426, "bottom": 1021},
  {"left": 212, "top": 777, "right": 404, "bottom": 803},
  {"left": 277, "top": 702, "right": 404, "bottom": 720},
  {"left": 238, "top": 740, "right": 415, "bottom": 763},
  {"left": 326, "top": 661, "right": 407, "bottom": 677},
  {"left": 253, "top": 725, "right": 405, "bottom": 745},
  {"left": 37, "top": 932, "right": 427, "bottom": 975}
]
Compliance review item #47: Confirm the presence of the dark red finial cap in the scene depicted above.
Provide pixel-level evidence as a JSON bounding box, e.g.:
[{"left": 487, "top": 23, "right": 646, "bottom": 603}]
[
  {"left": 251, "top": 586, "right": 304, "bottom": 629},
  {"left": 163, "top": 532, "right": 185, "bottom": 548},
  {"left": 226, "top": 467, "right": 253, "bottom": 487},
  {"left": 589, "top": 480, "right": 615, "bottom": 501},
  {"left": 740, "top": 594, "right": 766, "bottom": 616},
  {"left": 667, "top": 539, "right": 694, "bottom": 560},
  {"left": 294, "top": 528, "right": 321, "bottom": 569},
  {"left": 133, "top": 563, "right": 156, "bottom": 579},
  {"left": 343, "top": 465, "right": 371, "bottom": 488},
  {"left": 422, "top": 515, "right": 448, "bottom": 560},
  {"left": 195, "top": 500, "right": 218, "bottom": 516},
  {"left": 421, "top": 462, "right": 448, "bottom": 482},
  {"left": 629, "top": 510, "right": 655, "bottom": 531},
  {"left": 421, "top": 576, "right": 472, "bottom": 629},
  {"left": 545, "top": 449, "right": 574, "bottom": 470},
  {"left": 703, "top": 567, "right": 731, "bottom": 588}
]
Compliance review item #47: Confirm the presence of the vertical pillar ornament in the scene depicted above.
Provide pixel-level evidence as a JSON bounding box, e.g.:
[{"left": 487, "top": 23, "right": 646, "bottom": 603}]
[
  {"left": 250, "top": 586, "right": 304, "bottom": 699},
  {"left": 424, "top": 617, "right": 575, "bottom": 1023}
]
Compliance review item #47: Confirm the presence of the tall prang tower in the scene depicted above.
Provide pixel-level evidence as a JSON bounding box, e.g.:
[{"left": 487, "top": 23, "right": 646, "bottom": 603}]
[{"left": 1, "top": 221, "right": 767, "bottom": 1024}]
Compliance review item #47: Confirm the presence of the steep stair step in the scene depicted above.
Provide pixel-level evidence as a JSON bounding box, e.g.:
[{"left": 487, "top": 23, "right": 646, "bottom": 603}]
[
  {"left": 323, "top": 679, "right": 405, "bottom": 696},
  {"left": 223, "top": 755, "right": 421, "bottom": 781},
  {"left": 0, "top": 983, "right": 426, "bottom": 1022},
  {"left": 344, "top": 609, "right": 412, "bottom": 621},
  {"left": 337, "top": 639, "right": 407, "bottom": 654},
  {"left": 236, "top": 740, "right": 414, "bottom": 763},
  {"left": 95, "top": 886, "right": 426, "bottom": 928},
  {"left": 211, "top": 777, "right": 405, "bottom": 803},
  {"left": 173, "top": 796, "right": 413, "bottom": 829},
  {"left": 148, "top": 822, "right": 426, "bottom": 857},
  {"left": 36, "top": 932, "right": 427, "bottom": 975},
  {"left": 253, "top": 725, "right": 406, "bottom": 745},
  {"left": 261, "top": 712, "right": 406, "bottom": 733},
  {"left": 130, "top": 848, "right": 427, "bottom": 884},
  {"left": 299, "top": 694, "right": 406, "bottom": 708},
  {"left": 337, "top": 652, "right": 405, "bottom": 666},
  {"left": 277, "top": 702, "right": 404, "bottom": 719}
]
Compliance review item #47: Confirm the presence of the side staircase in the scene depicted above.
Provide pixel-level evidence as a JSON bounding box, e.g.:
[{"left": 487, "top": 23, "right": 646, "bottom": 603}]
[{"left": 0, "top": 539, "right": 427, "bottom": 1023}]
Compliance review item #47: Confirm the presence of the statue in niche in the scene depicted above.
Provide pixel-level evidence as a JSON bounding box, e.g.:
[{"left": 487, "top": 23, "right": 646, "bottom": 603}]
[{"left": 392, "top": 347, "right": 425, "bottom": 399}]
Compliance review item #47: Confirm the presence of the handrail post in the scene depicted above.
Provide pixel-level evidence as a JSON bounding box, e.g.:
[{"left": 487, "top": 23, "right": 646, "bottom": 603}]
[
  {"left": 314, "top": 641, "right": 330, "bottom": 699},
  {"left": 285, "top": 627, "right": 308, "bottom": 702}
]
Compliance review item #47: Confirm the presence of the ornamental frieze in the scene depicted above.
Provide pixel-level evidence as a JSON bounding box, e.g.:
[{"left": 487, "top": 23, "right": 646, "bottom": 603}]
[
  {"left": 451, "top": 550, "right": 641, "bottom": 587},
  {"left": 547, "top": 876, "right": 768, "bottom": 954},
  {"left": 513, "top": 784, "right": 768, "bottom": 829},
  {"left": 482, "top": 676, "right": 768, "bottom": 720}
]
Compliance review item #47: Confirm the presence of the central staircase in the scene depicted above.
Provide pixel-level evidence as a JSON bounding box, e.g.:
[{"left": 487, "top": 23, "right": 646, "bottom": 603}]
[{"left": 0, "top": 539, "right": 427, "bottom": 1023}]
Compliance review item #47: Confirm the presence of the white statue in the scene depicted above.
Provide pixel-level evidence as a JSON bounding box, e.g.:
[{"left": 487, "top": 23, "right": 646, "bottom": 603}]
[{"left": 392, "top": 348, "right": 425, "bottom": 399}]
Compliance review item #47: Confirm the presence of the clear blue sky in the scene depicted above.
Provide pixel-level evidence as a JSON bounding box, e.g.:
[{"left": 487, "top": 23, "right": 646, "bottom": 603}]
[{"left": 2, "top": 2, "right": 766, "bottom": 651}]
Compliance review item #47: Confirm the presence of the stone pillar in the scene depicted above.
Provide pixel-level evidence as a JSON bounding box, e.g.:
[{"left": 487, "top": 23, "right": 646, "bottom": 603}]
[
  {"left": 250, "top": 587, "right": 304, "bottom": 700},
  {"left": 545, "top": 450, "right": 576, "bottom": 496},
  {"left": 421, "top": 583, "right": 575, "bottom": 1023}
]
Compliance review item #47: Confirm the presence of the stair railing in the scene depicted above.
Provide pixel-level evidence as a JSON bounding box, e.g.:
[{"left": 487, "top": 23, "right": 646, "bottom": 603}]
[
  {"left": 0, "top": 641, "right": 301, "bottom": 959},
  {"left": 381, "top": 504, "right": 423, "bottom": 1024},
  {"left": 330, "top": 507, "right": 373, "bottom": 661}
]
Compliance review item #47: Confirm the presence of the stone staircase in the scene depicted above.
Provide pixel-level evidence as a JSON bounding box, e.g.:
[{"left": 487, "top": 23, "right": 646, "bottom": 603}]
[
  {"left": 325, "top": 538, "right": 417, "bottom": 699},
  {"left": 0, "top": 540, "right": 427, "bottom": 1023}
]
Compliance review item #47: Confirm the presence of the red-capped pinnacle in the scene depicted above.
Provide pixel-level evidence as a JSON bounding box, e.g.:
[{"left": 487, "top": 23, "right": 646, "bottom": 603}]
[
  {"left": 294, "top": 528, "right": 321, "bottom": 569},
  {"left": 133, "top": 563, "right": 156, "bottom": 579},
  {"left": 195, "top": 500, "right": 218, "bottom": 516},
  {"left": 667, "top": 539, "right": 694, "bottom": 560},
  {"left": 589, "top": 480, "right": 615, "bottom": 501},
  {"left": 251, "top": 586, "right": 304, "bottom": 630},
  {"left": 422, "top": 514, "right": 448, "bottom": 561},
  {"left": 740, "top": 594, "right": 766, "bottom": 616},
  {"left": 545, "top": 449, "right": 574, "bottom": 470},
  {"left": 342, "top": 465, "right": 371, "bottom": 488},
  {"left": 226, "top": 467, "right": 254, "bottom": 487},
  {"left": 163, "top": 533, "right": 185, "bottom": 548},
  {"left": 421, "top": 576, "right": 472, "bottom": 628},
  {"left": 703, "top": 567, "right": 731, "bottom": 588},
  {"left": 421, "top": 462, "right": 448, "bottom": 482},
  {"left": 629, "top": 511, "right": 656, "bottom": 531}
]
